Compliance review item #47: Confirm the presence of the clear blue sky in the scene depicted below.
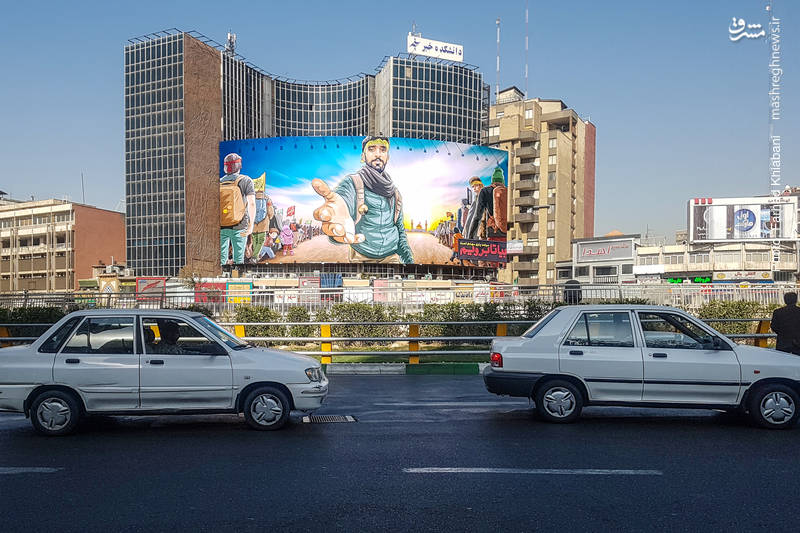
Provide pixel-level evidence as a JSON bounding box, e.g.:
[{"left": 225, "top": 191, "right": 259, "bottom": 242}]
[{"left": 0, "top": 0, "right": 796, "bottom": 239}]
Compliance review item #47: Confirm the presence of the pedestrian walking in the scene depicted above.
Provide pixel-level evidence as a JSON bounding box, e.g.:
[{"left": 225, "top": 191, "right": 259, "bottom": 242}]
[{"left": 770, "top": 292, "right": 800, "bottom": 355}]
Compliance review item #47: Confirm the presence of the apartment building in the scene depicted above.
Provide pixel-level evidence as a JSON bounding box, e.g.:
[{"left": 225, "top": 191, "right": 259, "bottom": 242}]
[
  {"left": 487, "top": 87, "right": 595, "bottom": 285},
  {"left": 0, "top": 199, "right": 125, "bottom": 291}
]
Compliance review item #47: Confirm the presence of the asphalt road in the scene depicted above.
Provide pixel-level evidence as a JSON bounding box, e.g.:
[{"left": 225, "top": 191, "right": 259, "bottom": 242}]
[{"left": 1, "top": 375, "right": 799, "bottom": 532}]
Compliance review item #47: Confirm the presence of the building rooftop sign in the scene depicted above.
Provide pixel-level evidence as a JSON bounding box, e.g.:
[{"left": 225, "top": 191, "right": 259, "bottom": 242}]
[{"left": 407, "top": 33, "right": 463, "bottom": 62}]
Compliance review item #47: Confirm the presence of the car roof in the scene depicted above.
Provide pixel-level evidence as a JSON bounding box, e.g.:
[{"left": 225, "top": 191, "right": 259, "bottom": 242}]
[
  {"left": 65, "top": 309, "right": 205, "bottom": 318},
  {"left": 557, "top": 304, "right": 688, "bottom": 312}
]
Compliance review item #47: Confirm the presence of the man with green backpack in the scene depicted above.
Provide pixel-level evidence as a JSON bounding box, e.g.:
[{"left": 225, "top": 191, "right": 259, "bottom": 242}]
[{"left": 220, "top": 153, "right": 256, "bottom": 265}]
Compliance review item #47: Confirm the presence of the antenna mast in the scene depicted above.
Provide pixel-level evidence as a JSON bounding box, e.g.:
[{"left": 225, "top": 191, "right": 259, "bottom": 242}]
[
  {"left": 495, "top": 18, "right": 501, "bottom": 103},
  {"left": 525, "top": 1, "right": 529, "bottom": 99}
]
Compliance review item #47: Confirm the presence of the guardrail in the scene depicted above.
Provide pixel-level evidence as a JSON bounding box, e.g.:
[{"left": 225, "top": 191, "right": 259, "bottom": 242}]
[
  {"left": 1, "top": 318, "right": 775, "bottom": 361},
  {"left": 0, "top": 283, "right": 796, "bottom": 313}
]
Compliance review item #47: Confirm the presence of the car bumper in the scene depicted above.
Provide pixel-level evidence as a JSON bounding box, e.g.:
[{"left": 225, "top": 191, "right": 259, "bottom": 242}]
[
  {"left": 287, "top": 380, "right": 329, "bottom": 412},
  {"left": 482, "top": 366, "right": 544, "bottom": 398}
]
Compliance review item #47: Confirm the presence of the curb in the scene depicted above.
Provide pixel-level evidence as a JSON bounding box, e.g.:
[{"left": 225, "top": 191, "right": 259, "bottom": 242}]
[{"left": 323, "top": 362, "right": 487, "bottom": 375}]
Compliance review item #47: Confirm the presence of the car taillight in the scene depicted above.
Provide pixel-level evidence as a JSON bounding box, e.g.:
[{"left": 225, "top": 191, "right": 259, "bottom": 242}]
[{"left": 490, "top": 352, "right": 503, "bottom": 368}]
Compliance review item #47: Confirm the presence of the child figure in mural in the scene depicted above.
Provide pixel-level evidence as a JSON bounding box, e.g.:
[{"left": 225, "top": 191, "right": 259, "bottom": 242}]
[
  {"left": 280, "top": 223, "right": 294, "bottom": 256},
  {"left": 310, "top": 135, "right": 413, "bottom": 264},
  {"left": 219, "top": 153, "right": 256, "bottom": 265}
]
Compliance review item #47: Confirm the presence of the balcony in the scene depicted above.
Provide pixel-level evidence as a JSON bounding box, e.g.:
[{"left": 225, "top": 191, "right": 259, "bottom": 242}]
[
  {"left": 515, "top": 196, "right": 539, "bottom": 207},
  {"left": 515, "top": 212, "right": 540, "bottom": 223},
  {"left": 513, "top": 261, "right": 538, "bottom": 271},
  {"left": 516, "top": 163, "right": 540, "bottom": 175},
  {"left": 515, "top": 179, "right": 539, "bottom": 191},
  {"left": 593, "top": 275, "right": 619, "bottom": 284},
  {"left": 516, "top": 146, "right": 539, "bottom": 158}
]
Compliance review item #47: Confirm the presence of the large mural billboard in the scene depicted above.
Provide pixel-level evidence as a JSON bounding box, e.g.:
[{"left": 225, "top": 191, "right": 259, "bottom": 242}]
[{"left": 218, "top": 136, "right": 509, "bottom": 267}]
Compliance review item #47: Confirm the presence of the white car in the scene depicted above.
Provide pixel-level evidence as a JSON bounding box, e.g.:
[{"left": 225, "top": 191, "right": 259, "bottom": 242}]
[
  {"left": 484, "top": 305, "right": 800, "bottom": 429},
  {"left": 0, "top": 310, "right": 328, "bottom": 435}
]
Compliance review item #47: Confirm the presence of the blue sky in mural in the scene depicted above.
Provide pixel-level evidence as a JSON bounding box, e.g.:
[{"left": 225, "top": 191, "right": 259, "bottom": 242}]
[{"left": 220, "top": 137, "right": 508, "bottom": 229}]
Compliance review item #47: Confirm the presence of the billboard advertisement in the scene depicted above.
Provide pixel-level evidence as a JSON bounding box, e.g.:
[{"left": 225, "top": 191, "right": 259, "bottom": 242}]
[
  {"left": 218, "top": 136, "right": 508, "bottom": 267},
  {"left": 689, "top": 197, "right": 798, "bottom": 243},
  {"left": 575, "top": 239, "right": 635, "bottom": 263}
]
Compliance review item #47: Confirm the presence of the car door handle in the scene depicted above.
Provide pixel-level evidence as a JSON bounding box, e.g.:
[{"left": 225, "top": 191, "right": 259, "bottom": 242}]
[
  {"left": 651, "top": 353, "right": 668, "bottom": 358},
  {"left": 65, "top": 358, "right": 80, "bottom": 364},
  {"left": 149, "top": 359, "right": 164, "bottom": 365},
  {"left": 569, "top": 350, "right": 583, "bottom": 356}
]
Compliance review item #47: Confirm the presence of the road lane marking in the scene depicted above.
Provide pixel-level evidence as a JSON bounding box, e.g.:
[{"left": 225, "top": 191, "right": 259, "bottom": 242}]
[
  {"left": 0, "top": 467, "right": 62, "bottom": 475},
  {"left": 404, "top": 467, "right": 662, "bottom": 476},
  {"left": 374, "top": 402, "right": 528, "bottom": 407}
]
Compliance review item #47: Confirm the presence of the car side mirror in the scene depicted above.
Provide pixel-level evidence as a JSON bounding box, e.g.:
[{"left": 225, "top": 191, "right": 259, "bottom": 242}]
[{"left": 712, "top": 337, "right": 723, "bottom": 350}]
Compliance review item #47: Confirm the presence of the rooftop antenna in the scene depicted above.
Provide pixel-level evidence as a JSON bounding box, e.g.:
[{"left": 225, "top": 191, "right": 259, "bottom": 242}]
[
  {"left": 524, "top": 1, "right": 529, "bottom": 99},
  {"left": 80, "top": 172, "right": 85, "bottom": 204},
  {"left": 225, "top": 30, "right": 236, "bottom": 55},
  {"left": 411, "top": 21, "right": 420, "bottom": 36},
  {"left": 495, "top": 17, "right": 501, "bottom": 103}
]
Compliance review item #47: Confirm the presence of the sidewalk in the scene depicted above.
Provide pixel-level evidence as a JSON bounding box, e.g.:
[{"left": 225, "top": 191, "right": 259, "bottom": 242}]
[{"left": 323, "top": 362, "right": 489, "bottom": 375}]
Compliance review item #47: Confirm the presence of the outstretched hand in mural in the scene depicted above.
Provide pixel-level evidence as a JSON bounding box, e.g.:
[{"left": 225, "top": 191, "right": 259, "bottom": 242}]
[{"left": 312, "top": 178, "right": 365, "bottom": 244}]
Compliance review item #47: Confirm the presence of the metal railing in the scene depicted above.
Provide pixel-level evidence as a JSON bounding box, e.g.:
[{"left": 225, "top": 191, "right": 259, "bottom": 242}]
[
  {"left": 0, "top": 283, "right": 795, "bottom": 314},
  {"left": 1, "top": 318, "right": 775, "bottom": 361}
]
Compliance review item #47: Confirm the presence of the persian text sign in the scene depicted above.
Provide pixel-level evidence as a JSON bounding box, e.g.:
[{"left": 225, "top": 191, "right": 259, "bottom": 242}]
[
  {"left": 576, "top": 239, "right": 634, "bottom": 263},
  {"left": 407, "top": 33, "right": 463, "bottom": 62},
  {"left": 457, "top": 239, "right": 506, "bottom": 262}
]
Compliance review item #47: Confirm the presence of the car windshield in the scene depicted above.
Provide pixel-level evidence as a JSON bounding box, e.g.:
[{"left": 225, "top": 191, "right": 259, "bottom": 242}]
[
  {"left": 198, "top": 316, "right": 250, "bottom": 350},
  {"left": 522, "top": 308, "right": 561, "bottom": 338}
]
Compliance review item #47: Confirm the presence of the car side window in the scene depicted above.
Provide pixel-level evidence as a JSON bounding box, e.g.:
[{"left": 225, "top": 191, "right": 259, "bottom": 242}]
[
  {"left": 38, "top": 316, "right": 82, "bottom": 353},
  {"left": 564, "top": 312, "right": 634, "bottom": 347},
  {"left": 638, "top": 312, "right": 713, "bottom": 350},
  {"left": 141, "top": 317, "right": 226, "bottom": 356},
  {"left": 62, "top": 317, "right": 135, "bottom": 354}
]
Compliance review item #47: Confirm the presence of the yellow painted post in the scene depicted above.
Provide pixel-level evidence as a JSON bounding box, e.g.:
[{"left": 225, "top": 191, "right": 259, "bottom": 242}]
[
  {"left": 408, "top": 324, "right": 420, "bottom": 365},
  {"left": 755, "top": 319, "right": 771, "bottom": 348},
  {"left": 0, "top": 326, "right": 9, "bottom": 348},
  {"left": 496, "top": 323, "right": 508, "bottom": 337},
  {"left": 234, "top": 324, "right": 246, "bottom": 338},
  {"left": 321, "top": 324, "right": 332, "bottom": 364}
]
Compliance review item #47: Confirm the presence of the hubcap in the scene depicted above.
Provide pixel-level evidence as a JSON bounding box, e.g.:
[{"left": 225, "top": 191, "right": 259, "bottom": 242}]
[
  {"left": 543, "top": 387, "right": 576, "bottom": 418},
  {"left": 36, "top": 398, "right": 72, "bottom": 431},
  {"left": 251, "top": 394, "right": 284, "bottom": 426},
  {"left": 760, "top": 391, "right": 795, "bottom": 425}
]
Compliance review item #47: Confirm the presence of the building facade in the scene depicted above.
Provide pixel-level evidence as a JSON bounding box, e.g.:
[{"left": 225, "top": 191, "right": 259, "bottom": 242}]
[
  {"left": 634, "top": 242, "right": 798, "bottom": 284},
  {"left": 487, "top": 87, "right": 596, "bottom": 286},
  {"left": 125, "top": 30, "right": 488, "bottom": 278},
  {"left": 0, "top": 199, "right": 125, "bottom": 291}
]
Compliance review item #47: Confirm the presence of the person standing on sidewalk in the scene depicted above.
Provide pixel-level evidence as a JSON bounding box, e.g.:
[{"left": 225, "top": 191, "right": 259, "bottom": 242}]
[{"left": 771, "top": 292, "right": 800, "bottom": 354}]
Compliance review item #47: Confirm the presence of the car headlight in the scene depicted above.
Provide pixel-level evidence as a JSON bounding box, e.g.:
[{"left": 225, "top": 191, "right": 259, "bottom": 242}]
[{"left": 305, "top": 367, "right": 324, "bottom": 382}]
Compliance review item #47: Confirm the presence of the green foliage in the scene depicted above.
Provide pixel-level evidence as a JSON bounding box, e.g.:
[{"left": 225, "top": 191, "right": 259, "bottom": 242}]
[
  {"left": 696, "top": 300, "right": 769, "bottom": 335},
  {"left": 0, "top": 307, "right": 69, "bottom": 340},
  {"left": 233, "top": 305, "right": 282, "bottom": 342},
  {"left": 177, "top": 305, "right": 213, "bottom": 317},
  {"left": 324, "top": 303, "right": 403, "bottom": 346},
  {"left": 285, "top": 306, "right": 314, "bottom": 339}
]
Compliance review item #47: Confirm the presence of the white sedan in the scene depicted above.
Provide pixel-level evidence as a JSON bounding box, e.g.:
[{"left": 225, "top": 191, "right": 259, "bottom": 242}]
[
  {"left": 0, "top": 310, "right": 327, "bottom": 435},
  {"left": 484, "top": 305, "right": 800, "bottom": 429}
]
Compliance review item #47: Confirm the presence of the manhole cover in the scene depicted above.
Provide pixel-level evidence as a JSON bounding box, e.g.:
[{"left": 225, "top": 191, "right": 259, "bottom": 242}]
[{"left": 302, "top": 415, "right": 357, "bottom": 423}]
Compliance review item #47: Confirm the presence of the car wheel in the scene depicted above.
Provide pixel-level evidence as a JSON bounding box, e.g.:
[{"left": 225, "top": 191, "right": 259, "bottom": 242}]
[
  {"left": 748, "top": 384, "right": 800, "bottom": 430},
  {"left": 30, "top": 390, "right": 80, "bottom": 436},
  {"left": 535, "top": 380, "right": 583, "bottom": 424},
  {"left": 243, "top": 386, "right": 291, "bottom": 431}
]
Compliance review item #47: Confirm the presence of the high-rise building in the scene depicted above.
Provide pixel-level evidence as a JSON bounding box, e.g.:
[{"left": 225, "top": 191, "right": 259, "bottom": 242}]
[
  {"left": 487, "top": 87, "right": 596, "bottom": 286},
  {"left": 124, "top": 30, "right": 488, "bottom": 277},
  {"left": 0, "top": 199, "right": 125, "bottom": 291}
]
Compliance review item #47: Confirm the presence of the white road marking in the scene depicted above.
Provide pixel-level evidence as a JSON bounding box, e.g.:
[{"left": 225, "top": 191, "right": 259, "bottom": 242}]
[
  {"left": 404, "top": 467, "right": 662, "bottom": 476},
  {"left": 374, "top": 402, "right": 527, "bottom": 407},
  {"left": 0, "top": 467, "right": 62, "bottom": 475}
]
